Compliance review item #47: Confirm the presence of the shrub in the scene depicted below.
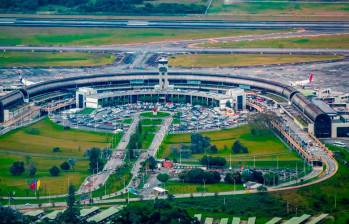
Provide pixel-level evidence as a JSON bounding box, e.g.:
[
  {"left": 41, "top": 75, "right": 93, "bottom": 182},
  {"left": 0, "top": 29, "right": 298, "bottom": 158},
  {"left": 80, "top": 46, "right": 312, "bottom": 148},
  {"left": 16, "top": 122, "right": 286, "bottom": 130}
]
[
  {"left": 28, "top": 164, "right": 37, "bottom": 177},
  {"left": 49, "top": 166, "right": 60, "bottom": 176},
  {"left": 157, "top": 173, "right": 169, "bottom": 183},
  {"left": 24, "top": 128, "right": 40, "bottom": 135},
  {"left": 200, "top": 155, "right": 226, "bottom": 167},
  {"left": 60, "top": 161, "right": 71, "bottom": 171},
  {"left": 10, "top": 161, "right": 25, "bottom": 176},
  {"left": 52, "top": 147, "right": 61, "bottom": 153},
  {"left": 179, "top": 168, "right": 221, "bottom": 184}
]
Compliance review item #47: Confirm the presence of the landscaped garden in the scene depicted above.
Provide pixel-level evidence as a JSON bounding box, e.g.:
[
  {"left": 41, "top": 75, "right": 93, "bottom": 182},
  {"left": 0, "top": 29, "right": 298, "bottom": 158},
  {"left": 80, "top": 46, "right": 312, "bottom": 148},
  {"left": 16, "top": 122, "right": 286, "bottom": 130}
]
[{"left": 158, "top": 125, "right": 302, "bottom": 169}]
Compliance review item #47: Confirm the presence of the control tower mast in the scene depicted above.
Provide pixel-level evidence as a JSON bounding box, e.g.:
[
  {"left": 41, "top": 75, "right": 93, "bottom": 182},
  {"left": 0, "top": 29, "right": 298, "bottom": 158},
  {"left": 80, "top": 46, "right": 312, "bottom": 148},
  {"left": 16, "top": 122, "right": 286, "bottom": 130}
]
[{"left": 158, "top": 57, "right": 169, "bottom": 90}]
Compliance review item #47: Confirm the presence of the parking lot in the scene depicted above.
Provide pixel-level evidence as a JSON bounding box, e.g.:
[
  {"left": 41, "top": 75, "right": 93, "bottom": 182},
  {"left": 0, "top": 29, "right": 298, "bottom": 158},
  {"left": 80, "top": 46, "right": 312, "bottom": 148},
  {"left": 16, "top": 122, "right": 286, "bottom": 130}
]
[
  {"left": 51, "top": 102, "right": 247, "bottom": 133},
  {"left": 167, "top": 104, "right": 247, "bottom": 133}
]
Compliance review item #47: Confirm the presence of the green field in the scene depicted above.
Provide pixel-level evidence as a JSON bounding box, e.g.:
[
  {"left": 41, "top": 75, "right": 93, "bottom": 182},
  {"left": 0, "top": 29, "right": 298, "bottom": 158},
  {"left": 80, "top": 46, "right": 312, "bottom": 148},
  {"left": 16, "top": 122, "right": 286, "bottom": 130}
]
[
  {"left": 92, "top": 164, "right": 132, "bottom": 198},
  {"left": 0, "top": 51, "right": 116, "bottom": 67},
  {"left": 0, "top": 117, "right": 119, "bottom": 156},
  {"left": 0, "top": 154, "right": 88, "bottom": 197},
  {"left": 140, "top": 123, "right": 161, "bottom": 149},
  {"left": 165, "top": 181, "right": 244, "bottom": 194},
  {"left": 169, "top": 54, "right": 344, "bottom": 67},
  {"left": 158, "top": 125, "right": 301, "bottom": 167},
  {"left": 0, "top": 118, "right": 122, "bottom": 196},
  {"left": 209, "top": 0, "right": 349, "bottom": 18},
  {"left": 117, "top": 118, "right": 133, "bottom": 124},
  {"left": 140, "top": 119, "right": 163, "bottom": 125},
  {"left": 140, "top": 111, "right": 170, "bottom": 118},
  {"left": 201, "top": 34, "right": 349, "bottom": 49},
  {"left": 77, "top": 108, "right": 95, "bottom": 115},
  {"left": 0, "top": 27, "right": 283, "bottom": 46}
]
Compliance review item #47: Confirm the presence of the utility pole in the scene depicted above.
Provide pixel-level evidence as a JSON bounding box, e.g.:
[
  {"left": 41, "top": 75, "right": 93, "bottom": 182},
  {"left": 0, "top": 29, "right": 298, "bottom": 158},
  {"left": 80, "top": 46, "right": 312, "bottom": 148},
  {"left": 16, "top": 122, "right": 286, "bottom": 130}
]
[{"left": 229, "top": 153, "right": 232, "bottom": 170}]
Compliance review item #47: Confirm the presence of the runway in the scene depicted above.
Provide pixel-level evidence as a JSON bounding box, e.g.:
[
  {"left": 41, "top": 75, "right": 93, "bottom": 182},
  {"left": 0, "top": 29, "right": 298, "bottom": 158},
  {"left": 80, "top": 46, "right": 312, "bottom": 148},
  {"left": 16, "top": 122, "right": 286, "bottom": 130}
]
[
  {"left": 1, "top": 46, "right": 349, "bottom": 55},
  {"left": 1, "top": 17, "right": 349, "bottom": 30}
]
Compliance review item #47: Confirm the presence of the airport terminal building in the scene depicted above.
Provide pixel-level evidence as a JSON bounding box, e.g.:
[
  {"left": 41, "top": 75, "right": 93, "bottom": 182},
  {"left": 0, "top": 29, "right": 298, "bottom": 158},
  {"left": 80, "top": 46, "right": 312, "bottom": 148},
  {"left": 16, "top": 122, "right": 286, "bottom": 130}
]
[{"left": 0, "top": 63, "right": 348, "bottom": 138}]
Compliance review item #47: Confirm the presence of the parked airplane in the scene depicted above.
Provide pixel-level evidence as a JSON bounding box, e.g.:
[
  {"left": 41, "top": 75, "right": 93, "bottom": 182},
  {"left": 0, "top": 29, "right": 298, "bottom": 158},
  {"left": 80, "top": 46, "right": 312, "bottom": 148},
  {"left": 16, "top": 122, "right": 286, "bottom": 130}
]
[
  {"left": 290, "top": 73, "right": 314, "bottom": 88},
  {"left": 19, "top": 75, "right": 37, "bottom": 86}
]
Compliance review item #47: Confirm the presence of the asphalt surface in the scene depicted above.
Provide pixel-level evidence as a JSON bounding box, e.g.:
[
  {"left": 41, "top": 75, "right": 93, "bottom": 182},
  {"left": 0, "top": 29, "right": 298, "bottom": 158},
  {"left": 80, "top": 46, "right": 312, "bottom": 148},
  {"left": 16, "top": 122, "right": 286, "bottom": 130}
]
[{"left": 1, "top": 18, "right": 349, "bottom": 30}]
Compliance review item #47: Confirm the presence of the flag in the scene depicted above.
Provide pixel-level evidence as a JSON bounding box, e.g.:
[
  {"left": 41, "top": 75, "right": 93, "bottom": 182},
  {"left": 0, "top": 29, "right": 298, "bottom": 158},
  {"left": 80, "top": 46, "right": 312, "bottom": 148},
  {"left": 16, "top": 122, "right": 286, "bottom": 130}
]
[
  {"left": 29, "top": 179, "right": 37, "bottom": 191},
  {"left": 36, "top": 180, "right": 41, "bottom": 191}
]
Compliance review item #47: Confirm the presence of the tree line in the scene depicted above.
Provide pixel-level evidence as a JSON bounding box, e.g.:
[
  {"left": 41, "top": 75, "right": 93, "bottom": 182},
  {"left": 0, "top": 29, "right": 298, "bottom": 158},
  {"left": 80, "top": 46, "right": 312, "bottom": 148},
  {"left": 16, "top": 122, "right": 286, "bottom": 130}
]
[{"left": 0, "top": 0, "right": 205, "bottom": 14}]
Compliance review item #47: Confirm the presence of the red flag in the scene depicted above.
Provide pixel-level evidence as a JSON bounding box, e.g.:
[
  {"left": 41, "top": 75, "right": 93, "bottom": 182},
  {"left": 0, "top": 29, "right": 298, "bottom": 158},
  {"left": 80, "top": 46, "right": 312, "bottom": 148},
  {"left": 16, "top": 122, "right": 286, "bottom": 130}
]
[{"left": 29, "top": 180, "right": 37, "bottom": 191}]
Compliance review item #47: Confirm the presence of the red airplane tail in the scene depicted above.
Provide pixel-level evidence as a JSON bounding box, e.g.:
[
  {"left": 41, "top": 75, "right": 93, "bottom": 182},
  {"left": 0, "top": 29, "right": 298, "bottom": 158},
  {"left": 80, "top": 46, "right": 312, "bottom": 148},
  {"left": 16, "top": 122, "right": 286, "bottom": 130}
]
[{"left": 309, "top": 73, "right": 314, "bottom": 83}]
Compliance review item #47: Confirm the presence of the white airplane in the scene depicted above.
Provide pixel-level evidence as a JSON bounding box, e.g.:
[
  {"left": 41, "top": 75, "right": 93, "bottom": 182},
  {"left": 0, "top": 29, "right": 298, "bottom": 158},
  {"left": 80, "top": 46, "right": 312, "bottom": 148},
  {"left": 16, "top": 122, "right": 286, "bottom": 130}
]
[
  {"left": 19, "top": 76, "right": 37, "bottom": 86},
  {"left": 290, "top": 73, "right": 314, "bottom": 88}
]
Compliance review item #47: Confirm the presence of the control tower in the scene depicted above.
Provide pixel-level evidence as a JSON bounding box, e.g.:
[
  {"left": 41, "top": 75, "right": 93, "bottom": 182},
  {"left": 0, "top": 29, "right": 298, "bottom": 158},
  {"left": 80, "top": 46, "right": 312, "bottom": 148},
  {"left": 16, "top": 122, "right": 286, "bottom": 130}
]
[{"left": 158, "top": 57, "right": 169, "bottom": 90}]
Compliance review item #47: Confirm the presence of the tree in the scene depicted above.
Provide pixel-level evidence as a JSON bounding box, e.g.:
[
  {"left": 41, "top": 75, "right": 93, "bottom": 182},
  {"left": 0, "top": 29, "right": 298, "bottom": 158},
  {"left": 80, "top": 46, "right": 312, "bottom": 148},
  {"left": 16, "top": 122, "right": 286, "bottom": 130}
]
[
  {"left": 86, "top": 147, "right": 104, "bottom": 173},
  {"left": 232, "top": 140, "right": 242, "bottom": 154},
  {"left": 113, "top": 201, "right": 199, "bottom": 224},
  {"left": 49, "top": 166, "right": 60, "bottom": 176},
  {"left": 224, "top": 172, "right": 242, "bottom": 184},
  {"left": 241, "top": 169, "right": 264, "bottom": 184},
  {"left": 57, "top": 185, "right": 80, "bottom": 224},
  {"left": 263, "top": 172, "right": 279, "bottom": 186},
  {"left": 144, "top": 156, "right": 157, "bottom": 170},
  {"left": 27, "top": 163, "right": 37, "bottom": 177},
  {"left": 190, "top": 133, "right": 211, "bottom": 154},
  {"left": 232, "top": 140, "right": 248, "bottom": 154},
  {"left": 0, "top": 206, "right": 28, "bottom": 224},
  {"left": 157, "top": 173, "right": 169, "bottom": 184},
  {"left": 67, "top": 158, "right": 76, "bottom": 171},
  {"left": 200, "top": 155, "right": 226, "bottom": 167},
  {"left": 225, "top": 100, "right": 232, "bottom": 108},
  {"left": 241, "top": 145, "right": 249, "bottom": 154},
  {"left": 208, "top": 145, "right": 218, "bottom": 153},
  {"left": 179, "top": 169, "right": 221, "bottom": 184},
  {"left": 52, "top": 147, "right": 61, "bottom": 153},
  {"left": 60, "top": 161, "right": 71, "bottom": 171},
  {"left": 10, "top": 161, "right": 25, "bottom": 176}
]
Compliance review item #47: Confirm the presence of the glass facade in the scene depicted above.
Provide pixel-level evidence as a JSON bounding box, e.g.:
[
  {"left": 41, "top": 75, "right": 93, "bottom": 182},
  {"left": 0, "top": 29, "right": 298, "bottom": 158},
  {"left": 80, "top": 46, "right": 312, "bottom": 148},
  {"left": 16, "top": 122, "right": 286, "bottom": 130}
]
[{"left": 314, "top": 114, "right": 332, "bottom": 138}]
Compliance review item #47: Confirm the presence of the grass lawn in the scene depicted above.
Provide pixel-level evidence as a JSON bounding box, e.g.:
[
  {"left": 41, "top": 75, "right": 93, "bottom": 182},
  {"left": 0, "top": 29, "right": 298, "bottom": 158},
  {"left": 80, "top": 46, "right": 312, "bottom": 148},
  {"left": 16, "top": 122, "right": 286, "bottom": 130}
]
[
  {"left": 117, "top": 118, "right": 133, "bottom": 124},
  {"left": 0, "top": 117, "right": 123, "bottom": 196},
  {"left": 169, "top": 54, "right": 344, "bottom": 67},
  {"left": 140, "top": 119, "right": 163, "bottom": 125},
  {"left": 170, "top": 144, "right": 349, "bottom": 222},
  {"left": 0, "top": 154, "right": 89, "bottom": 197},
  {"left": 209, "top": 0, "right": 349, "bottom": 18},
  {"left": 140, "top": 111, "right": 170, "bottom": 118},
  {"left": 200, "top": 34, "right": 349, "bottom": 49},
  {"left": 92, "top": 164, "right": 132, "bottom": 198},
  {"left": 77, "top": 108, "right": 95, "bottom": 115},
  {"left": 0, "top": 27, "right": 283, "bottom": 46},
  {"left": 141, "top": 125, "right": 160, "bottom": 149},
  {"left": 165, "top": 181, "right": 244, "bottom": 194},
  {"left": 0, "top": 51, "right": 116, "bottom": 67},
  {"left": 158, "top": 125, "right": 301, "bottom": 167},
  {"left": 0, "top": 117, "right": 120, "bottom": 157}
]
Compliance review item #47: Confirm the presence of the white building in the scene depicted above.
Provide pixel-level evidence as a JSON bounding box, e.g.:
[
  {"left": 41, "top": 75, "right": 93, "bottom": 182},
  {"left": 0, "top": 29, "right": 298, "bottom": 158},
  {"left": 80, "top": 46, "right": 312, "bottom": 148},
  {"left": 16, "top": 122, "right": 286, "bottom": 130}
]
[{"left": 76, "top": 87, "right": 97, "bottom": 109}]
